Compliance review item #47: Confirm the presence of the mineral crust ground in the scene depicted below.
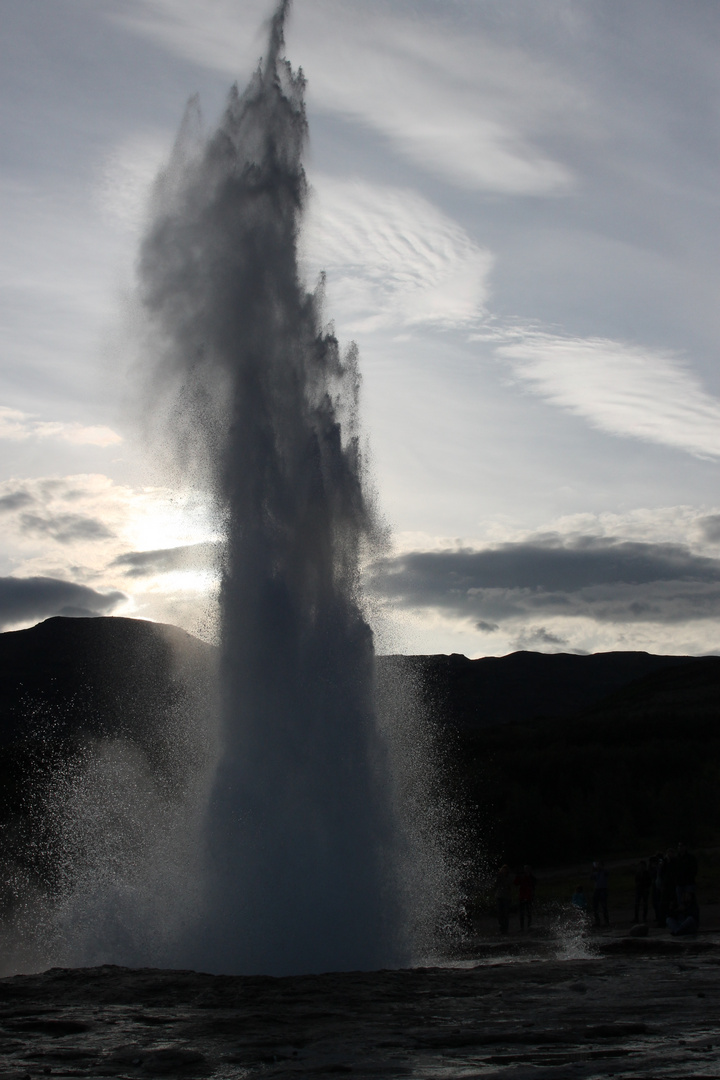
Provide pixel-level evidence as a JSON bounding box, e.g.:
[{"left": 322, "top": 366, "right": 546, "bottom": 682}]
[{"left": 0, "top": 934, "right": 718, "bottom": 1079}]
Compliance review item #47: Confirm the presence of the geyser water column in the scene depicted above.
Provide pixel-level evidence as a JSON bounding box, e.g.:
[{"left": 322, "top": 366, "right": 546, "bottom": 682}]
[{"left": 139, "top": 2, "right": 404, "bottom": 975}]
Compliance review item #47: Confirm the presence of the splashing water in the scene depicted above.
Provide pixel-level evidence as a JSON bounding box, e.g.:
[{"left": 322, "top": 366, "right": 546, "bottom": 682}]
[
  {"left": 547, "top": 902, "right": 597, "bottom": 960},
  {"left": 137, "top": 1, "right": 409, "bottom": 975}
]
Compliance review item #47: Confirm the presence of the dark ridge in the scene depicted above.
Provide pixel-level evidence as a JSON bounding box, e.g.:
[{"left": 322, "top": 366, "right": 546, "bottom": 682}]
[
  {"left": 0, "top": 615, "right": 214, "bottom": 748},
  {"left": 378, "top": 650, "right": 709, "bottom": 730},
  {"left": 1, "top": 618, "right": 710, "bottom": 745},
  {"left": 581, "top": 654, "right": 720, "bottom": 726},
  {"left": 2, "top": 616, "right": 719, "bottom": 873}
]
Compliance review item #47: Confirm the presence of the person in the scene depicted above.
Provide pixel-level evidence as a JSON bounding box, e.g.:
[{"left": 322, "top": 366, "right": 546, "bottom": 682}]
[
  {"left": 572, "top": 884, "right": 588, "bottom": 910},
  {"left": 659, "top": 847, "right": 678, "bottom": 925},
  {"left": 667, "top": 890, "right": 699, "bottom": 936},
  {"left": 649, "top": 854, "right": 663, "bottom": 926},
  {"left": 590, "top": 860, "right": 609, "bottom": 927},
  {"left": 634, "top": 859, "right": 652, "bottom": 923},
  {"left": 514, "top": 865, "right": 537, "bottom": 930},
  {"left": 495, "top": 865, "right": 512, "bottom": 933},
  {"left": 675, "top": 842, "right": 698, "bottom": 902}
]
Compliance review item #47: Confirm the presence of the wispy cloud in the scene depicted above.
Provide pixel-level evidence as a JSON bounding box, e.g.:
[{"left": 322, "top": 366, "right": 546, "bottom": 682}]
[
  {"left": 105, "top": 0, "right": 268, "bottom": 84},
  {"left": 302, "top": 3, "right": 575, "bottom": 194},
  {"left": 0, "top": 490, "right": 34, "bottom": 514},
  {"left": 303, "top": 178, "right": 492, "bottom": 331},
  {"left": 111, "top": 541, "right": 220, "bottom": 578},
  {"left": 94, "top": 132, "right": 172, "bottom": 234},
  {"left": 494, "top": 332, "right": 720, "bottom": 459},
  {"left": 0, "top": 406, "right": 122, "bottom": 447},
  {"left": 513, "top": 626, "right": 572, "bottom": 652},
  {"left": 108, "top": 0, "right": 575, "bottom": 194},
  {"left": 19, "top": 512, "right": 115, "bottom": 545}
]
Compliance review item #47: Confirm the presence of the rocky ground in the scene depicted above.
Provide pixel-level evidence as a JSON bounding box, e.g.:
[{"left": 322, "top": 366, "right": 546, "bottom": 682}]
[{"left": 0, "top": 929, "right": 718, "bottom": 1079}]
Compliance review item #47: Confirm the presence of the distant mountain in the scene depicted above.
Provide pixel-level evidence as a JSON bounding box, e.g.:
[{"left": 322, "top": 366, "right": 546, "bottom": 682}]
[
  {"left": 378, "top": 650, "right": 712, "bottom": 730},
  {"left": 1, "top": 616, "right": 718, "bottom": 873},
  {"left": 2, "top": 618, "right": 712, "bottom": 743},
  {"left": 579, "top": 655, "right": 720, "bottom": 728},
  {"left": 0, "top": 615, "right": 215, "bottom": 748},
  {"left": 452, "top": 655, "right": 720, "bottom": 867},
  {"left": 0, "top": 617, "right": 217, "bottom": 910}
]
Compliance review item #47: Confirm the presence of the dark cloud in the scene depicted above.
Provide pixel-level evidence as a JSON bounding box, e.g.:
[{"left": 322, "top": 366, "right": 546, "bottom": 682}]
[
  {"left": 0, "top": 576, "right": 126, "bottom": 629},
  {"left": 513, "top": 626, "right": 570, "bottom": 651},
  {"left": 0, "top": 490, "right": 34, "bottom": 513},
  {"left": 19, "top": 513, "right": 115, "bottom": 544},
  {"left": 111, "top": 542, "right": 219, "bottom": 578},
  {"left": 373, "top": 538, "right": 720, "bottom": 593},
  {"left": 368, "top": 536, "right": 720, "bottom": 627},
  {"left": 700, "top": 515, "right": 720, "bottom": 543}
]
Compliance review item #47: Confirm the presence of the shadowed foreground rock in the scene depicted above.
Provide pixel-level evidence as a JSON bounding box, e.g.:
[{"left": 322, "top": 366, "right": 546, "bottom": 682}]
[{"left": 0, "top": 940, "right": 718, "bottom": 1078}]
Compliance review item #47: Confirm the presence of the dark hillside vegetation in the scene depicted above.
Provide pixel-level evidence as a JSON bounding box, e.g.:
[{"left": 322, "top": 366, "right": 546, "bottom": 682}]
[
  {"left": 381, "top": 650, "right": 704, "bottom": 730},
  {"left": 450, "top": 657, "right": 720, "bottom": 867}
]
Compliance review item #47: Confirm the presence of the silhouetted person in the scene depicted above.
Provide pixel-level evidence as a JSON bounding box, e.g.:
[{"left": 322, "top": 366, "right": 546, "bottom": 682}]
[
  {"left": 667, "top": 890, "right": 699, "bottom": 936},
  {"left": 649, "top": 854, "right": 663, "bottom": 925},
  {"left": 591, "top": 860, "right": 609, "bottom": 926},
  {"left": 514, "top": 865, "right": 537, "bottom": 930},
  {"left": 675, "top": 842, "right": 698, "bottom": 902},
  {"left": 572, "top": 884, "right": 588, "bottom": 910},
  {"left": 660, "top": 847, "right": 678, "bottom": 924},
  {"left": 634, "top": 859, "right": 652, "bottom": 923},
  {"left": 495, "top": 865, "right": 512, "bottom": 933}
]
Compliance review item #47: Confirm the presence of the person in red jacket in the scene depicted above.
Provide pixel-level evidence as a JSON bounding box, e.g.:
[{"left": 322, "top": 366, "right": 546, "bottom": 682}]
[
  {"left": 514, "top": 865, "right": 537, "bottom": 930},
  {"left": 495, "top": 865, "right": 512, "bottom": 933}
]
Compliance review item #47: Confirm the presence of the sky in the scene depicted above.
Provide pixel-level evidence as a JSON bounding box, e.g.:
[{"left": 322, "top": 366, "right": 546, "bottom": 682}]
[{"left": 2, "top": 0, "right": 720, "bottom": 658}]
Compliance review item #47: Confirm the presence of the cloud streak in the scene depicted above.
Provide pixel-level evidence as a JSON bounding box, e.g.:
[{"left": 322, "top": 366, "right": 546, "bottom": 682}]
[
  {"left": 0, "top": 406, "right": 122, "bottom": 448},
  {"left": 19, "top": 512, "right": 115, "bottom": 545},
  {"left": 303, "top": 178, "right": 492, "bottom": 331},
  {"left": 108, "top": 0, "right": 575, "bottom": 194},
  {"left": 111, "top": 541, "right": 219, "bottom": 578},
  {"left": 495, "top": 333, "right": 720, "bottom": 459},
  {"left": 302, "top": 3, "right": 574, "bottom": 194}
]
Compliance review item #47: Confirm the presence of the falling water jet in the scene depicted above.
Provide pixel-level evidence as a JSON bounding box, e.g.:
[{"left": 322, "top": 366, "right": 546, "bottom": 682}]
[{"left": 139, "top": 0, "right": 407, "bottom": 975}]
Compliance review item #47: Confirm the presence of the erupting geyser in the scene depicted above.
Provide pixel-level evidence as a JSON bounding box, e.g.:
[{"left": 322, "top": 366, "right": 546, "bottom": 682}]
[
  {"left": 140, "top": 1, "right": 405, "bottom": 974},
  {"left": 2, "top": 0, "right": 459, "bottom": 979}
]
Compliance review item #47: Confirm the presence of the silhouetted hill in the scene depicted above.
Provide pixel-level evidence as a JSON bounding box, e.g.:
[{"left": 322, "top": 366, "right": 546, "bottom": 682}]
[
  {"left": 453, "top": 656, "right": 720, "bottom": 866},
  {"left": 380, "top": 650, "right": 707, "bottom": 730},
  {"left": 1, "top": 618, "right": 710, "bottom": 744},
  {"left": 581, "top": 656, "right": 720, "bottom": 727},
  {"left": 0, "top": 617, "right": 217, "bottom": 907},
  {"left": 0, "top": 615, "right": 215, "bottom": 747}
]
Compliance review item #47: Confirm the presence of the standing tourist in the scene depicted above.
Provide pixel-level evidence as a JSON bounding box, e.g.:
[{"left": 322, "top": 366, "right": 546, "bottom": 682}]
[
  {"left": 634, "top": 859, "right": 652, "bottom": 923},
  {"left": 591, "top": 860, "right": 610, "bottom": 927},
  {"left": 514, "top": 865, "right": 537, "bottom": 930},
  {"left": 675, "top": 842, "right": 698, "bottom": 902},
  {"left": 572, "top": 884, "right": 588, "bottom": 910},
  {"left": 495, "top": 865, "right": 512, "bottom": 934}
]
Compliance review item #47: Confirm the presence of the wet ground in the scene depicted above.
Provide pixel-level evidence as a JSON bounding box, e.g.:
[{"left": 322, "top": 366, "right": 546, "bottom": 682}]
[{"left": 0, "top": 931, "right": 718, "bottom": 1079}]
